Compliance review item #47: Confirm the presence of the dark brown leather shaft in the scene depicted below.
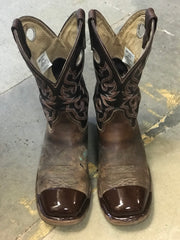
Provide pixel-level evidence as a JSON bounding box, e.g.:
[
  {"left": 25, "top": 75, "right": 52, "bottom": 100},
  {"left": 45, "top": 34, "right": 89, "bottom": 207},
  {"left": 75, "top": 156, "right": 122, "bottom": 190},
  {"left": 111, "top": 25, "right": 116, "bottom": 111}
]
[
  {"left": 12, "top": 9, "right": 91, "bottom": 225},
  {"left": 88, "top": 8, "right": 157, "bottom": 225}
]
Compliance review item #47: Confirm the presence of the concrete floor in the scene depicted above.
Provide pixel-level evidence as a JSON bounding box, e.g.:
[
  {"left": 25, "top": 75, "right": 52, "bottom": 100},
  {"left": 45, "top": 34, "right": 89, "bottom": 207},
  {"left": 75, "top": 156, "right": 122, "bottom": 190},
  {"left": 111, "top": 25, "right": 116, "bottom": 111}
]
[{"left": 0, "top": 0, "right": 180, "bottom": 239}]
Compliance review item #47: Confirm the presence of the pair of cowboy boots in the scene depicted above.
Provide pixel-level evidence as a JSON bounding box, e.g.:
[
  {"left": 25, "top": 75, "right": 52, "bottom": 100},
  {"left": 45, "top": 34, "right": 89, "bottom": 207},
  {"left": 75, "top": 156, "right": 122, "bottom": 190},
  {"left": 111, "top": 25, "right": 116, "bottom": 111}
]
[{"left": 12, "top": 8, "right": 157, "bottom": 225}]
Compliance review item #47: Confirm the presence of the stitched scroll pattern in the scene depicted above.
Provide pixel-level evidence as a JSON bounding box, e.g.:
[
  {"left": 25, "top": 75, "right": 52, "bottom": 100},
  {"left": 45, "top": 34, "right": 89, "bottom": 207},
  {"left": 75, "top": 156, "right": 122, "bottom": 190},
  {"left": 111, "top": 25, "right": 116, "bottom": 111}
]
[
  {"left": 94, "top": 61, "right": 144, "bottom": 128},
  {"left": 35, "top": 65, "right": 88, "bottom": 128}
]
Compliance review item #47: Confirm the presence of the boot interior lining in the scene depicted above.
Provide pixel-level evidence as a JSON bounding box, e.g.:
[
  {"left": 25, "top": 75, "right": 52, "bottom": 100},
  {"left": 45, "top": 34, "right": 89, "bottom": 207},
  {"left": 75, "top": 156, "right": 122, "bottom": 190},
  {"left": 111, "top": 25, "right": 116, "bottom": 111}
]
[
  {"left": 96, "top": 10, "right": 146, "bottom": 68},
  {"left": 20, "top": 14, "right": 78, "bottom": 83}
]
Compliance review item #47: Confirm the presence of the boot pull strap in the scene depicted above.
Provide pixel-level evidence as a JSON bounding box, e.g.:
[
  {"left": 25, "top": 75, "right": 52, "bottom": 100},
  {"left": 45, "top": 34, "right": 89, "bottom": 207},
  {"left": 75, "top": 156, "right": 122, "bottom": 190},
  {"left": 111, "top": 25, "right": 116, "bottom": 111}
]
[
  {"left": 142, "top": 8, "right": 158, "bottom": 49},
  {"left": 11, "top": 19, "right": 31, "bottom": 58},
  {"left": 77, "top": 8, "right": 85, "bottom": 22},
  {"left": 76, "top": 8, "right": 86, "bottom": 49},
  {"left": 88, "top": 9, "right": 96, "bottom": 25}
]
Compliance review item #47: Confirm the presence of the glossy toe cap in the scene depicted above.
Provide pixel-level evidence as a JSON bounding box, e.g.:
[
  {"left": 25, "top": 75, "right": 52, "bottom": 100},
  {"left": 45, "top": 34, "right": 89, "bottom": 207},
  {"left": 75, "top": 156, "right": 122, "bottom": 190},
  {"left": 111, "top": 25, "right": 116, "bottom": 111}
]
[
  {"left": 100, "top": 186, "right": 150, "bottom": 218},
  {"left": 38, "top": 188, "right": 89, "bottom": 220}
]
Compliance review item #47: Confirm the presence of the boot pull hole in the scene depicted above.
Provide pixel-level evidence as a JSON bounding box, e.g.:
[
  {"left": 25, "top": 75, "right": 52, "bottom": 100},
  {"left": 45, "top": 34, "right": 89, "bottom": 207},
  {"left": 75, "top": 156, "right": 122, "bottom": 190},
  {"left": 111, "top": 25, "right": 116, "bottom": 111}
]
[
  {"left": 76, "top": 50, "right": 83, "bottom": 66},
  {"left": 26, "top": 27, "right": 36, "bottom": 41},
  {"left": 93, "top": 48, "right": 101, "bottom": 64},
  {"left": 137, "top": 23, "right": 145, "bottom": 39}
]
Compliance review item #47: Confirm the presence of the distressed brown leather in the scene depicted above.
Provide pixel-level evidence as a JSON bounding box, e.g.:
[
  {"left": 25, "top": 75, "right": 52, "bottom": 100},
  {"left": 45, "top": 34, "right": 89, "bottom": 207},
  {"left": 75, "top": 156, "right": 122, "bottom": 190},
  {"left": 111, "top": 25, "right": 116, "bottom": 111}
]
[
  {"left": 88, "top": 8, "right": 157, "bottom": 225},
  {"left": 12, "top": 9, "right": 91, "bottom": 225}
]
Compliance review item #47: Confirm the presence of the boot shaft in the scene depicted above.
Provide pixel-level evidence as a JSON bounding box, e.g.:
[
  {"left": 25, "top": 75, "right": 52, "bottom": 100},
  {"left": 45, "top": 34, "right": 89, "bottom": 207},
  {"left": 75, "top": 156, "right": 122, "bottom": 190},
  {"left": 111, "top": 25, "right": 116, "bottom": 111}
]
[
  {"left": 88, "top": 8, "right": 157, "bottom": 130},
  {"left": 12, "top": 9, "right": 88, "bottom": 131}
]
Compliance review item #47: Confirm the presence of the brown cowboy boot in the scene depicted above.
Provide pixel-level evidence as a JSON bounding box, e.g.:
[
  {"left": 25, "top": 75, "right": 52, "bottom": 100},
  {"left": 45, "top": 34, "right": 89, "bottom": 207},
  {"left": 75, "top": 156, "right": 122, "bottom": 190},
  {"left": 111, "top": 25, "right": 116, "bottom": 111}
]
[
  {"left": 12, "top": 9, "right": 91, "bottom": 225},
  {"left": 88, "top": 8, "right": 157, "bottom": 225}
]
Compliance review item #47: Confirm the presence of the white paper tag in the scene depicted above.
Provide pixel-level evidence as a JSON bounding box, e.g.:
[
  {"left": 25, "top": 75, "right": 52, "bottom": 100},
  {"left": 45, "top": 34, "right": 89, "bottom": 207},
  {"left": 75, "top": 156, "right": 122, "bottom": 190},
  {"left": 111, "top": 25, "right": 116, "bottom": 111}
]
[
  {"left": 36, "top": 51, "right": 52, "bottom": 74},
  {"left": 122, "top": 47, "right": 135, "bottom": 67}
]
